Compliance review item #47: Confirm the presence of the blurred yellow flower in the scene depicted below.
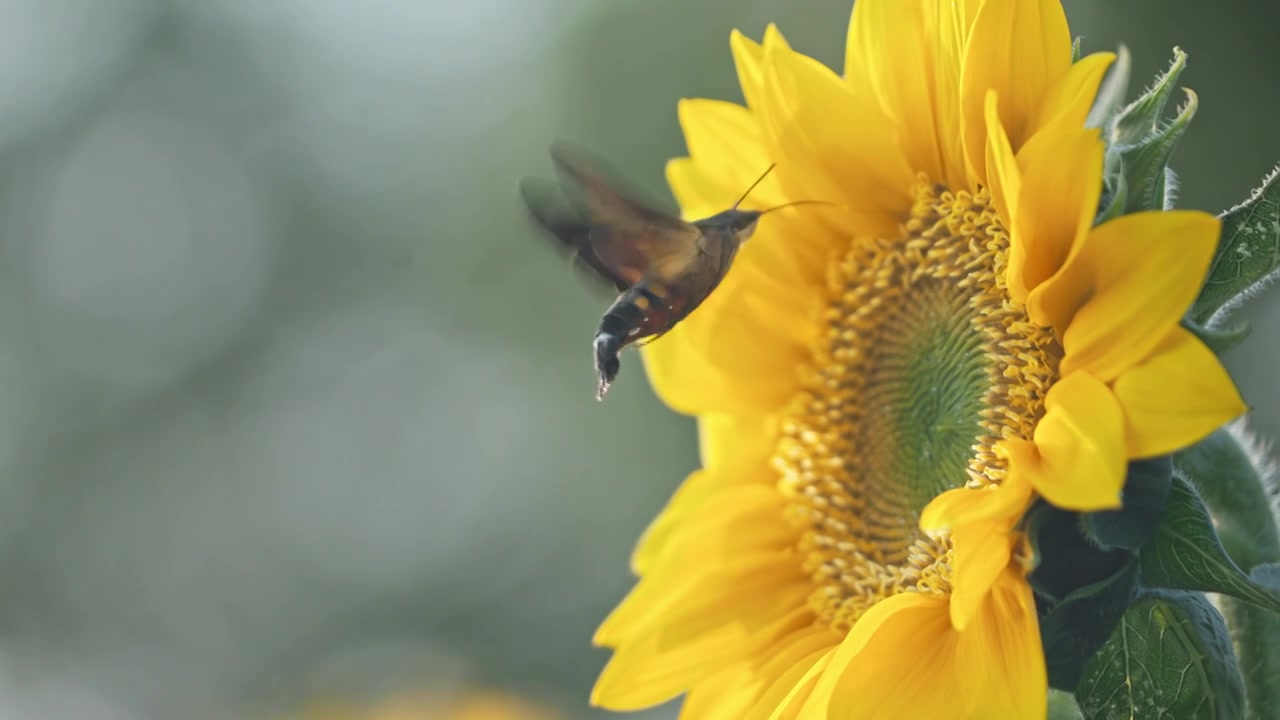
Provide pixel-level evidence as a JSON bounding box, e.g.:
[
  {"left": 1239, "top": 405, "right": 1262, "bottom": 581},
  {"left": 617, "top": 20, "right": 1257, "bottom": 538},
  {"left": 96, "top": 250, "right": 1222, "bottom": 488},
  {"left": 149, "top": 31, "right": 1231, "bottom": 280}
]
[
  {"left": 592, "top": 0, "right": 1245, "bottom": 717},
  {"left": 287, "top": 689, "right": 562, "bottom": 720}
]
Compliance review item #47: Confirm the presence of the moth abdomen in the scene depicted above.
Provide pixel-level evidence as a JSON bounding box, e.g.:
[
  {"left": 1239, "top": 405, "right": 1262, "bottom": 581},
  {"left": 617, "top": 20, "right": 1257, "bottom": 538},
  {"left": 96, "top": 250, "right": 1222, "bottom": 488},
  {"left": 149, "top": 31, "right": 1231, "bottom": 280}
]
[{"left": 592, "top": 285, "right": 669, "bottom": 400}]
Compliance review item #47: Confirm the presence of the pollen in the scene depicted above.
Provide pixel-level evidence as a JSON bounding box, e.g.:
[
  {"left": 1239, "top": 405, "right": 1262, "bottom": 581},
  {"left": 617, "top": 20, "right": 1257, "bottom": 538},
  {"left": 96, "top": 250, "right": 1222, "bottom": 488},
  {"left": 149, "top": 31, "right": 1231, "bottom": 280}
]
[{"left": 774, "top": 177, "right": 1061, "bottom": 633}]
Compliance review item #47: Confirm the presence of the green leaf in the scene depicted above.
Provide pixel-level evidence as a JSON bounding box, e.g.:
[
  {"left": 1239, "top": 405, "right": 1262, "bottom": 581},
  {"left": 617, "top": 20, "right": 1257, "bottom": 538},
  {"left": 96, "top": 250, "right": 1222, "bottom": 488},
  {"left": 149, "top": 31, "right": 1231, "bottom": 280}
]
[
  {"left": 1118, "top": 88, "right": 1197, "bottom": 213},
  {"left": 1040, "top": 558, "right": 1140, "bottom": 691},
  {"left": 1192, "top": 166, "right": 1280, "bottom": 324},
  {"left": 1082, "top": 457, "right": 1172, "bottom": 552},
  {"left": 1049, "top": 689, "right": 1084, "bottom": 720},
  {"left": 1111, "top": 47, "right": 1188, "bottom": 146},
  {"left": 1075, "top": 590, "right": 1245, "bottom": 720},
  {"left": 1140, "top": 474, "right": 1280, "bottom": 615},
  {"left": 1175, "top": 429, "right": 1280, "bottom": 572},
  {"left": 1183, "top": 315, "right": 1250, "bottom": 355}
]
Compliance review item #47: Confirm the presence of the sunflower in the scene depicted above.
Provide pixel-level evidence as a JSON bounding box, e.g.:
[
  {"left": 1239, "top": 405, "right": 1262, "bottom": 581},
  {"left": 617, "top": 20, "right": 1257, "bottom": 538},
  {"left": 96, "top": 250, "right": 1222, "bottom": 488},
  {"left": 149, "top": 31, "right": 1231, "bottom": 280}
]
[{"left": 591, "top": 1, "right": 1246, "bottom": 717}]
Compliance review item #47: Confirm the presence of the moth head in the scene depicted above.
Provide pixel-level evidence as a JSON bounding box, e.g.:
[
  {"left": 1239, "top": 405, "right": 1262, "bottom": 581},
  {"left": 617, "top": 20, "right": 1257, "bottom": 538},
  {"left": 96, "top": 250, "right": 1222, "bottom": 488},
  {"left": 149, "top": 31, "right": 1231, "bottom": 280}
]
[{"left": 727, "top": 209, "right": 763, "bottom": 241}]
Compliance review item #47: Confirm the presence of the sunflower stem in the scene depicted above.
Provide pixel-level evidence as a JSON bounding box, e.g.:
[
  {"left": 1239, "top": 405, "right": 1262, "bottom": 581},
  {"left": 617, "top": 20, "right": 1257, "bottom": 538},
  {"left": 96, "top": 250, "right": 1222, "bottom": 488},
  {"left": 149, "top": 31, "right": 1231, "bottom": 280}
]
[
  {"left": 1174, "top": 424, "right": 1280, "bottom": 720},
  {"left": 1221, "top": 597, "right": 1280, "bottom": 720}
]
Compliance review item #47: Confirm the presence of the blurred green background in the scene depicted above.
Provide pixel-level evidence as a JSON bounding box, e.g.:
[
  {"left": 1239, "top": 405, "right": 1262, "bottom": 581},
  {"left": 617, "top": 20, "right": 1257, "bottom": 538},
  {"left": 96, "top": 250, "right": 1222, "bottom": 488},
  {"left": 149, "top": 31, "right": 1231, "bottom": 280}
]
[{"left": 0, "top": 1, "right": 1275, "bottom": 718}]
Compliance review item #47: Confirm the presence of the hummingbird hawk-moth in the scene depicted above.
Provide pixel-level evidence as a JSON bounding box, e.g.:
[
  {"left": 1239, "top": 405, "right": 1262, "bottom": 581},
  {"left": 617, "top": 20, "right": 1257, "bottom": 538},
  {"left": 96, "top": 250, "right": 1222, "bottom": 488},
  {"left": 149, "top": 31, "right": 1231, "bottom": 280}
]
[{"left": 520, "top": 142, "right": 821, "bottom": 401}]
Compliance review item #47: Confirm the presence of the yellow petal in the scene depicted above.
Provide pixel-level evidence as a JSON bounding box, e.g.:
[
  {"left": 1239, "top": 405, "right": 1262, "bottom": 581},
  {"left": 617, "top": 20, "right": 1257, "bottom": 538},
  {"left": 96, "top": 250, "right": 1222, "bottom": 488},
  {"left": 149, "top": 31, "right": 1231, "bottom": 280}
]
[
  {"left": 658, "top": 572, "right": 811, "bottom": 650},
  {"left": 698, "top": 412, "right": 778, "bottom": 481},
  {"left": 1030, "top": 51, "right": 1117, "bottom": 137},
  {"left": 731, "top": 25, "right": 790, "bottom": 114},
  {"left": 845, "top": 0, "right": 947, "bottom": 184},
  {"left": 758, "top": 35, "right": 914, "bottom": 237},
  {"left": 630, "top": 468, "right": 720, "bottom": 576},
  {"left": 920, "top": 467, "right": 1031, "bottom": 530},
  {"left": 806, "top": 592, "right": 953, "bottom": 716},
  {"left": 631, "top": 477, "right": 793, "bottom": 581},
  {"left": 676, "top": 99, "right": 786, "bottom": 210},
  {"left": 701, "top": 622, "right": 839, "bottom": 717},
  {"left": 962, "top": 0, "right": 1071, "bottom": 182},
  {"left": 744, "top": 647, "right": 832, "bottom": 720},
  {"left": 1009, "top": 127, "right": 1103, "bottom": 305},
  {"left": 681, "top": 665, "right": 761, "bottom": 720},
  {"left": 1017, "top": 372, "right": 1127, "bottom": 511},
  {"left": 592, "top": 630, "right": 730, "bottom": 711},
  {"left": 954, "top": 569, "right": 1047, "bottom": 719},
  {"left": 1113, "top": 327, "right": 1247, "bottom": 458},
  {"left": 593, "top": 606, "right": 808, "bottom": 712},
  {"left": 934, "top": 0, "right": 981, "bottom": 57},
  {"left": 751, "top": 628, "right": 841, "bottom": 715},
  {"left": 641, "top": 322, "right": 791, "bottom": 416},
  {"left": 1043, "top": 211, "right": 1221, "bottom": 381},
  {"left": 667, "top": 157, "right": 731, "bottom": 220},
  {"left": 809, "top": 572, "right": 1046, "bottom": 718},
  {"left": 947, "top": 518, "right": 1018, "bottom": 633},
  {"left": 921, "top": 475, "right": 1032, "bottom": 630},
  {"left": 934, "top": 0, "right": 982, "bottom": 188},
  {"left": 983, "top": 90, "right": 1021, "bottom": 237},
  {"left": 601, "top": 498, "right": 800, "bottom": 647}
]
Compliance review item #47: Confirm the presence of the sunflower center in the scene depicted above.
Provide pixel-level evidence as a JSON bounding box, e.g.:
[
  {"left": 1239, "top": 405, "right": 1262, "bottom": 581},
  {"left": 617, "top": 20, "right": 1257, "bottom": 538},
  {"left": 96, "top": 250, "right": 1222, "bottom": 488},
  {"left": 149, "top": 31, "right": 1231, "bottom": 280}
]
[
  {"left": 863, "top": 277, "right": 989, "bottom": 514},
  {"left": 774, "top": 178, "right": 1061, "bottom": 633}
]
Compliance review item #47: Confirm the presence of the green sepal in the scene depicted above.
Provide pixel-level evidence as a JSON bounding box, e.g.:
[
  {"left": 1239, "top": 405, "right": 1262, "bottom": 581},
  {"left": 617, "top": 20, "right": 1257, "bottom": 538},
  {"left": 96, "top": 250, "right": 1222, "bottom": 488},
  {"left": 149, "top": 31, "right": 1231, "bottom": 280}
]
[
  {"left": 1095, "top": 148, "right": 1128, "bottom": 224},
  {"left": 1048, "top": 689, "right": 1084, "bottom": 720},
  {"left": 1081, "top": 456, "right": 1172, "bottom": 552},
  {"left": 1038, "top": 556, "right": 1140, "bottom": 691},
  {"left": 1075, "top": 590, "right": 1245, "bottom": 720},
  {"left": 1183, "top": 314, "right": 1250, "bottom": 355},
  {"left": 1027, "top": 503, "right": 1132, "bottom": 602},
  {"left": 1071, "top": 36, "right": 1082, "bottom": 64},
  {"left": 1191, "top": 166, "right": 1280, "bottom": 324},
  {"left": 1118, "top": 88, "right": 1197, "bottom": 213},
  {"left": 1093, "top": 46, "right": 1197, "bottom": 217},
  {"left": 1085, "top": 45, "right": 1131, "bottom": 131},
  {"left": 1027, "top": 500, "right": 1140, "bottom": 690},
  {"left": 1110, "top": 47, "right": 1188, "bottom": 146},
  {"left": 1139, "top": 474, "right": 1280, "bottom": 615},
  {"left": 1090, "top": 47, "right": 1131, "bottom": 223}
]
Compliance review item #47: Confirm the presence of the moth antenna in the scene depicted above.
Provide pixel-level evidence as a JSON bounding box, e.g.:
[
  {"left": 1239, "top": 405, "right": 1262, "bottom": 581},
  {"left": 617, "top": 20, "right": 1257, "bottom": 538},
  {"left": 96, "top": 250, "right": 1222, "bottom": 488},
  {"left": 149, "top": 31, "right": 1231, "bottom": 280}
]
[
  {"left": 731, "top": 163, "right": 778, "bottom": 210},
  {"left": 760, "top": 199, "right": 844, "bottom": 215}
]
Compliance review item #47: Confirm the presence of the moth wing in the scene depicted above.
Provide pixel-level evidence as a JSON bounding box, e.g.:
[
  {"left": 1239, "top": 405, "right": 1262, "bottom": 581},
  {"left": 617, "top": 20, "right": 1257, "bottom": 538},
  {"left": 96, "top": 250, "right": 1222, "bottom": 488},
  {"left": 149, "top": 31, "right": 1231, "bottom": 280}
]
[
  {"left": 547, "top": 141, "right": 703, "bottom": 283},
  {"left": 520, "top": 176, "right": 632, "bottom": 292}
]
